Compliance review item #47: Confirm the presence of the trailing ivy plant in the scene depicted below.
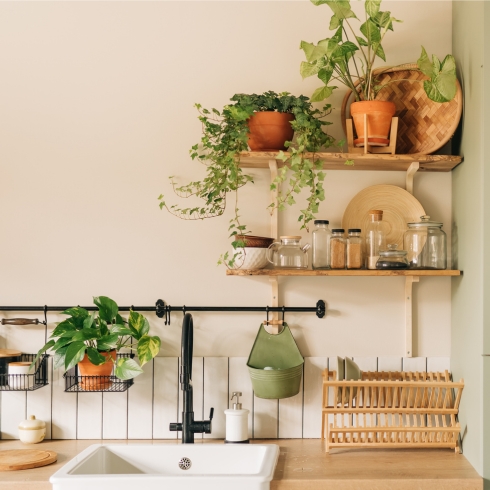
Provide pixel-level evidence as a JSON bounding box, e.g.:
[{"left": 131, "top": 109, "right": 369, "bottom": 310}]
[
  {"left": 158, "top": 91, "right": 336, "bottom": 268},
  {"left": 31, "top": 296, "right": 161, "bottom": 380},
  {"left": 300, "top": 0, "right": 457, "bottom": 104}
]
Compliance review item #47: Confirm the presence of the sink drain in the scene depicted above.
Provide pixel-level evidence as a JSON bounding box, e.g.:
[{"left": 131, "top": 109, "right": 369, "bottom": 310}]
[{"left": 178, "top": 457, "right": 192, "bottom": 470}]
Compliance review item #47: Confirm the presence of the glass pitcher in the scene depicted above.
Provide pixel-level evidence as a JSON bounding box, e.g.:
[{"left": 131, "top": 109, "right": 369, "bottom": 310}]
[{"left": 266, "top": 236, "right": 310, "bottom": 269}]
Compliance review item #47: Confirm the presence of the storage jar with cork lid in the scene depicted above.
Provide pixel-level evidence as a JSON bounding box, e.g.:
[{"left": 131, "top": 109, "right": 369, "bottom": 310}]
[{"left": 365, "top": 210, "right": 387, "bottom": 270}]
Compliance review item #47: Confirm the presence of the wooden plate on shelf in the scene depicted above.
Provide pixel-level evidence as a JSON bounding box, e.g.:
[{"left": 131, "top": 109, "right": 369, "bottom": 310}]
[
  {"left": 341, "top": 64, "right": 463, "bottom": 154},
  {"left": 342, "top": 184, "right": 426, "bottom": 250}
]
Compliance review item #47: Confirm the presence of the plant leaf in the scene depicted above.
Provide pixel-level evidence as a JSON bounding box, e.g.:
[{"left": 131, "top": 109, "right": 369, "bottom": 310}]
[
  {"left": 93, "top": 296, "right": 118, "bottom": 323},
  {"left": 318, "top": 65, "right": 334, "bottom": 85},
  {"left": 418, "top": 50, "right": 457, "bottom": 102},
  {"left": 417, "top": 46, "right": 433, "bottom": 77},
  {"left": 300, "top": 61, "right": 321, "bottom": 79},
  {"left": 128, "top": 311, "right": 150, "bottom": 340},
  {"left": 115, "top": 358, "right": 143, "bottom": 380},
  {"left": 137, "top": 335, "right": 161, "bottom": 367},
  {"left": 29, "top": 339, "right": 55, "bottom": 370},
  {"left": 64, "top": 341, "right": 87, "bottom": 371},
  {"left": 324, "top": 1, "right": 357, "bottom": 20},
  {"left": 110, "top": 324, "right": 134, "bottom": 336},
  {"left": 360, "top": 19, "right": 381, "bottom": 44},
  {"left": 72, "top": 328, "right": 101, "bottom": 342},
  {"left": 86, "top": 347, "right": 109, "bottom": 366},
  {"left": 365, "top": 0, "right": 381, "bottom": 17},
  {"left": 62, "top": 307, "right": 89, "bottom": 319},
  {"left": 54, "top": 346, "right": 68, "bottom": 370},
  {"left": 96, "top": 334, "right": 119, "bottom": 351}
]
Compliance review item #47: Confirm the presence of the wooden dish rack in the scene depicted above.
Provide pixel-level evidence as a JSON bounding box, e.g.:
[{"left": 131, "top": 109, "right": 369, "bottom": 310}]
[{"left": 322, "top": 369, "right": 464, "bottom": 453}]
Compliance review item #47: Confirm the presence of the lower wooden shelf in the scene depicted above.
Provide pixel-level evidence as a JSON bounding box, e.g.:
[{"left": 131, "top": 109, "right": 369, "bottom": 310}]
[{"left": 226, "top": 269, "right": 462, "bottom": 277}]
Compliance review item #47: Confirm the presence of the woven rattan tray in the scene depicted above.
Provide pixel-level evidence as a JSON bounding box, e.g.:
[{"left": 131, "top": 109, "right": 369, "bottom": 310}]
[{"left": 341, "top": 64, "right": 463, "bottom": 155}]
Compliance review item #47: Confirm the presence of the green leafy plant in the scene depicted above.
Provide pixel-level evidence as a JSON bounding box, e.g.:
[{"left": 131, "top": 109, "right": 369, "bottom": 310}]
[
  {"left": 300, "top": 0, "right": 457, "bottom": 103},
  {"left": 31, "top": 296, "right": 161, "bottom": 380},
  {"left": 158, "top": 91, "right": 336, "bottom": 268}
]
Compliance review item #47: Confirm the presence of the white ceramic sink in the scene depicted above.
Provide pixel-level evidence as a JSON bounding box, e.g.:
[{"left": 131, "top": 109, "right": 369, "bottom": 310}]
[{"left": 50, "top": 443, "right": 280, "bottom": 490}]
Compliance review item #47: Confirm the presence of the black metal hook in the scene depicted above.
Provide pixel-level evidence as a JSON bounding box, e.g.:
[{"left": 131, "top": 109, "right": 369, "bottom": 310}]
[
  {"left": 282, "top": 305, "right": 285, "bottom": 323},
  {"left": 316, "top": 300, "right": 326, "bottom": 318},
  {"left": 266, "top": 305, "right": 269, "bottom": 324},
  {"left": 43, "top": 305, "right": 48, "bottom": 344}
]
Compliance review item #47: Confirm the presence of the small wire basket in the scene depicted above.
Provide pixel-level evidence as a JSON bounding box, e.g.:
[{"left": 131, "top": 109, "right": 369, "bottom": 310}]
[
  {"left": 0, "top": 354, "right": 49, "bottom": 391},
  {"left": 63, "top": 353, "right": 135, "bottom": 393}
]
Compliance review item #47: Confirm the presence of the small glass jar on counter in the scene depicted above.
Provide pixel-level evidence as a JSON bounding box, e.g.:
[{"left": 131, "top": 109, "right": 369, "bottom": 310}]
[
  {"left": 346, "top": 229, "right": 363, "bottom": 269},
  {"left": 375, "top": 244, "right": 409, "bottom": 270},
  {"left": 330, "top": 229, "right": 346, "bottom": 269},
  {"left": 403, "top": 215, "right": 447, "bottom": 270},
  {"left": 312, "top": 220, "right": 331, "bottom": 270}
]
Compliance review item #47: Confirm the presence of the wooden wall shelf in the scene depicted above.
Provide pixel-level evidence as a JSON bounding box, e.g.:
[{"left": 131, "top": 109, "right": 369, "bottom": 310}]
[
  {"left": 227, "top": 269, "right": 462, "bottom": 277},
  {"left": 239, "top": 151, "right": 462, "bottom": 172}
]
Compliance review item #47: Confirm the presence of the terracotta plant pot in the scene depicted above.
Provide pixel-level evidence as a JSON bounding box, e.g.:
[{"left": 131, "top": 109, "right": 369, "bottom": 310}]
[
  {"left": 350, "top": 100, "right": 396, "bottom": 147},
  {"left": 247, "top": 112, "right": 295, "bottom": 151},
  {"left": 78, "top": 350, "right": 116, "bottom": 391}
]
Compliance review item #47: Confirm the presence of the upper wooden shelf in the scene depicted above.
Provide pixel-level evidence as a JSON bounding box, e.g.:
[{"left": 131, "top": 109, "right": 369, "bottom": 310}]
[
  {"left": 227, "top": 269, "right": 462, "bottom": 277},
  {"left": 239, "top": 152, "right": 463, "bottom": 172}
]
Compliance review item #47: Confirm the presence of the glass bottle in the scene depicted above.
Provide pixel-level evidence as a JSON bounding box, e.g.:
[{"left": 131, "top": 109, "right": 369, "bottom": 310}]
[
  {"left": 330, "top": 229, "right": 346, "bottom": 269},
  {"left": 365, "top": 210, "right": 387, "bottom": 270},
  {"left": 403, "top": 215, "right": 447, "bottom": 269},
  {"left": 346, "top": 229, "right": 363, "bottom": 269},
  {"left": 312, "top": 220, "right": 332, "bottom": 270}
]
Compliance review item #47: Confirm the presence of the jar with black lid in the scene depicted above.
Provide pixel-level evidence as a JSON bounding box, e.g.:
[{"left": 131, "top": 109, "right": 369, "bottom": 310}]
[
  {"left": 376, "top": 244, "right": 409, "bottom": 269},
  {"left": 330, "top": 229, "right": 346, "bottom": 269},
  {"left": 312, "top": 220, "right": 331, "bottom": 270}
]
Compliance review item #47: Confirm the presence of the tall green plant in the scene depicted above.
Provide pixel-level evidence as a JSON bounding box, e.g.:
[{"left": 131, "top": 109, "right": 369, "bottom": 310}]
[
  {"left": 158, "top": 91, "right": 336, "bottom": 268},
  {"left": 300, "top": 0, "right": 457, "bottom": 103}
]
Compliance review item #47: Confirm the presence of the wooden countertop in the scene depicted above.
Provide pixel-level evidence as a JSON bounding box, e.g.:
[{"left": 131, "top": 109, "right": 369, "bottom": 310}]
[{"left": 0, "top": 439, "right": 482, "bottom": 490}]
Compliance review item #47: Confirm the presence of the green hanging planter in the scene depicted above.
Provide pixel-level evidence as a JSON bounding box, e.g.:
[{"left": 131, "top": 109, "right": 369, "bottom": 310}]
[{"left": 247, "top": 323, "right": 304, "bottom": 399}]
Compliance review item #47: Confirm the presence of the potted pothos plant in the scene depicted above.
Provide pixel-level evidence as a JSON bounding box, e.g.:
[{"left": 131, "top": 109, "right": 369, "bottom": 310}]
[
  {"left": 300, "top": 0, "right": 457, "bottom": 146},
  {"left": 31, "top": 296, "right": 161, "bottom": 383},
  {"left": 158, "top": 91, "right": 336, "bottom": 268}
]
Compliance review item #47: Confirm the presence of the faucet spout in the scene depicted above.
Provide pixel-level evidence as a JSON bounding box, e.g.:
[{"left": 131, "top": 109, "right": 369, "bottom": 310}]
[{"left": 169, "top": 313, "right": 214, "bottom": 443}]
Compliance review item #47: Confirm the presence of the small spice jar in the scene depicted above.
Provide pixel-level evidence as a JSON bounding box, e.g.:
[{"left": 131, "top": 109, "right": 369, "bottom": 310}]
[
  {"left": 312, "top": 220, "right": 332, "bottom": 270},
  {"left": 330, "top": 229, "right": 346, "bottom": 269},
  {"left": 346, "top": 229, "right": 363, "bottom": 269}
]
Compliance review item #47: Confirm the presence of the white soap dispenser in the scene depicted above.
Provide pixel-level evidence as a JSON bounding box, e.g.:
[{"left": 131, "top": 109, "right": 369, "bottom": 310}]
[{"left": 224, "top": 391, "right": 249, "bottom": 443}]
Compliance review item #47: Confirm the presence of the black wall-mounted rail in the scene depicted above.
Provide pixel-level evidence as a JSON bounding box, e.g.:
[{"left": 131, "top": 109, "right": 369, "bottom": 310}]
[{"left": 0, "top": 299, "right": 326, "bottom": 326}]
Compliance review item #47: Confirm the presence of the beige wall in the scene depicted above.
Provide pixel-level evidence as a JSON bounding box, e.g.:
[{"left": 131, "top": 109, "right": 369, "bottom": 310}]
[{"left": 0, "top": 2, "right": 453, "bottom": 359}]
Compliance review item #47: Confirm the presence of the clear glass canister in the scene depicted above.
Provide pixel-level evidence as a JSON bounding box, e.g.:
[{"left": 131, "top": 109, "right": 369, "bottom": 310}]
[
  {"left": 365, "top": 210, "right": 387, "bottom": 269},
  {"left": 312, "top": 220, "right": 331, "bottom": 270},
  {"left": 266, "top": 236, "right": 310, "bottom": 269},
  {"left": 346, "top": 229, "right": 363, "bottom": 269},
  {"left": 376, "top": 244, "right": 409, "bottom": 269},
  {"left": 403, "top": 215, "right": 447, "bottom": 270},
  {"left": 330, "top": 229, "right": 346, "bottom": 269}
]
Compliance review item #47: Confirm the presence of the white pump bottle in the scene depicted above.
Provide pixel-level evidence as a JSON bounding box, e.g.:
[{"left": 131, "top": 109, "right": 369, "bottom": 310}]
[{"left": 224, "top": 392, "right": 249, "bottom": 443}]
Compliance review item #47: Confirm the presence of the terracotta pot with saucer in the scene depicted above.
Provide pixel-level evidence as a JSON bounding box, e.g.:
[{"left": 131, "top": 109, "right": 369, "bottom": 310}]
[{"left": 350, "top": 100, "right": 396, "bottom": 147}]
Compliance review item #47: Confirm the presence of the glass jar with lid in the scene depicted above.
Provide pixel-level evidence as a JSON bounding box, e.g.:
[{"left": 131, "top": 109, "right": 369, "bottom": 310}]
[
  {"left": 346, "top": 229, "right": 363, "bottom": 269},
  {"left": 330, "top": 229, "right": 346, "bottom": 269},
  {"left": 403, "top": 215, "right": 447, "bottom": 270},
  {"left": 365, "top": 210, "right": 387, "bottom": 269},
  {"left": 312, "top": 220, "right": 332, "bottom": 270},
  {"left": 376, "top": 244, "right": 409, "bottom": 270},
  {"left": 266, "top": 236, "right": 310, "bottom": 269}
]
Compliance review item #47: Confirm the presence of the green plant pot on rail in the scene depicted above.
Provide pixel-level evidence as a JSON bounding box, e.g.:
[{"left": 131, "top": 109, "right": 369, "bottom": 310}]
[{"left": 31, "top": 296, "right": 161, "bottom": 383}]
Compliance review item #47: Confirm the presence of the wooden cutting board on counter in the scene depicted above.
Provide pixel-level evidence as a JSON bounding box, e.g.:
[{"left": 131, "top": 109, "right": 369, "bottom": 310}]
[{"left": 0, "top": 449, "right": 57, "bottom": 471}]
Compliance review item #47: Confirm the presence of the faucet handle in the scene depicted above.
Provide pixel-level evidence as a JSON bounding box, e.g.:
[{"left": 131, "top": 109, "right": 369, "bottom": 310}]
[{"left": 209, "top": 407, "right": 214, "bottom": 421}]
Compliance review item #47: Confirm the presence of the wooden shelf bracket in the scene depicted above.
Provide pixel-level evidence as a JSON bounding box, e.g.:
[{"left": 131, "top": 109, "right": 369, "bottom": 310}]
[
  {"left": 405, "top": 275, "right": 420, "bottom": 357},
  {"left": 405, "top": 161, "right": 420, "bottom": 195}
]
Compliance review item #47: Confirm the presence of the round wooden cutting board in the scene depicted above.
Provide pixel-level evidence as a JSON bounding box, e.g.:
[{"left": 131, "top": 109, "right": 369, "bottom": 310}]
[{"left": 0, "top": 449, "right": 57, "bottom": 471}]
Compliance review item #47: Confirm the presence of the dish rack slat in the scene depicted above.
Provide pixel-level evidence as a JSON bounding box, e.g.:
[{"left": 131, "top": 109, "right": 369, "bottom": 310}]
[{"left": 322, "top": 369, "right": 464, "bottom": 453}]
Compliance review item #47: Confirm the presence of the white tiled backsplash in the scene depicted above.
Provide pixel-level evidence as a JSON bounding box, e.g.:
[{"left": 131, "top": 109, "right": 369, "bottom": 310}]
[{"left": 0, "top": 356, "right": 449, "bottom": 440}]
